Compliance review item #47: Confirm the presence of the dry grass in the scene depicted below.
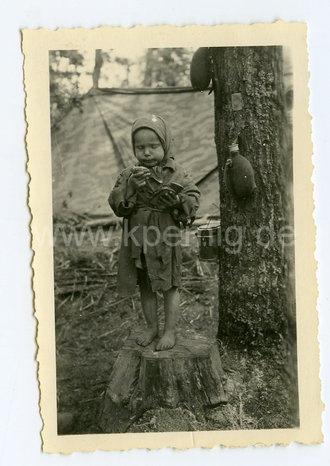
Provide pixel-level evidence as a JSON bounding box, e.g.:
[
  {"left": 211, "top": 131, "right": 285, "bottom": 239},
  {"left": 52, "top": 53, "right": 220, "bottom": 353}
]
[{"left": 54, "top": 224, "right": 298, "bottom": 434}]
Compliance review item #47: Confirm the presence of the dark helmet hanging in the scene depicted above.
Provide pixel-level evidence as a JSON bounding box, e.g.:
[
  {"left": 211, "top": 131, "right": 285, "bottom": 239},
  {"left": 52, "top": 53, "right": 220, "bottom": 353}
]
[{"left": 190, "top": 48, "right": 212, "bottom": 91}]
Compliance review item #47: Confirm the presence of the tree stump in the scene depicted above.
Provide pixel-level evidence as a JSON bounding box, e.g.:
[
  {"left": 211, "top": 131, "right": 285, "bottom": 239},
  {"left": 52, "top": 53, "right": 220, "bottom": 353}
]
[{"left": 99, "top": 334, "right": 227, "bottom": 433}]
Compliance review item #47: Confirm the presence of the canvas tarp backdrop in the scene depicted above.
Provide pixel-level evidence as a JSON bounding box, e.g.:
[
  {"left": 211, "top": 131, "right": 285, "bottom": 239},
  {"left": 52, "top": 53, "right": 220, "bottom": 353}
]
[{"left": 51, "top": 87, "right": 220, "bottom": 223}]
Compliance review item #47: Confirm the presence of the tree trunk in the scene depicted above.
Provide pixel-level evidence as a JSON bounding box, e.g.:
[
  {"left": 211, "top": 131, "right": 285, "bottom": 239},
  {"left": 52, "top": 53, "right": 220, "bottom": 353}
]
[
  {"left": 211, "top": 46, "right": 295, "bottom": 348},
  {"left": 99, "top": 334, "right": 227, "bottom": 433},
  {"left": 92, "top": 50, "right": 103, "bottom": 89}
]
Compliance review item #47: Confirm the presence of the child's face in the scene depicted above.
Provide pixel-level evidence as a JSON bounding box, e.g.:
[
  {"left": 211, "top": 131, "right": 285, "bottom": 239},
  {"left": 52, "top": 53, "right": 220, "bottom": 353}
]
[{"left": 133, "top": 128, "right": 165, "bottom": 168}]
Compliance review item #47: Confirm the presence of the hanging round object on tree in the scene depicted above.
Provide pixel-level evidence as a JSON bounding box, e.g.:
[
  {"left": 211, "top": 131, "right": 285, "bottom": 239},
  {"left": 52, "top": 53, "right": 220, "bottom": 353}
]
[
  {"left": 190, "top": 48, "right": 211, "bottom": 91},
  {"left": 224, "top": 143, "right": 257, "bottom": 199}
]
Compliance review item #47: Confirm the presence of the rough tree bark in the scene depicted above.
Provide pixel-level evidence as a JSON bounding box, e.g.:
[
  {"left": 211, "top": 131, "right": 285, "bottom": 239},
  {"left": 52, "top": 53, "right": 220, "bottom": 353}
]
[
  {"left": 211, "top": 46, "right": 295, "bottom": 348},
  {"left": 99, "top": 334, "right": 227, "bottom": 433}
]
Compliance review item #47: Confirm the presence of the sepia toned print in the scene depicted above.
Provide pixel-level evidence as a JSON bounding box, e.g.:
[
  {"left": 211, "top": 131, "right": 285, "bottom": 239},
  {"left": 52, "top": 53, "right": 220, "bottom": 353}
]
[{"left": 23, "top": 22, "right": 322, "bottom": 452}]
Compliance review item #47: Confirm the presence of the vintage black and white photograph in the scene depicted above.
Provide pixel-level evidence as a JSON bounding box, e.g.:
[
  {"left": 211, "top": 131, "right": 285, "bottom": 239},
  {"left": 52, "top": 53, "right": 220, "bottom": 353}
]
[
  {"left": 50, "top": 43, "right": 298, "bottom": 434},
  {"left": 23, "top": 23, "right": 321, "bottom": 451}
]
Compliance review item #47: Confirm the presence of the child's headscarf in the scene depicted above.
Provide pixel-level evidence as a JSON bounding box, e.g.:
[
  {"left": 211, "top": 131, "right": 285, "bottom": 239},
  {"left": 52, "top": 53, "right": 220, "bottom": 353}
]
[{"left": 131, "top": 115, "right": 173, "bottom": 161}]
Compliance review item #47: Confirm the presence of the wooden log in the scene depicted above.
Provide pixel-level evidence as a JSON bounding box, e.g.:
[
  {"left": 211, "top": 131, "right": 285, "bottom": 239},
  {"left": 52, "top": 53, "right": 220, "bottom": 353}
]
[{"left": 99, "top": 334, "right": 227, "bottom": 433}]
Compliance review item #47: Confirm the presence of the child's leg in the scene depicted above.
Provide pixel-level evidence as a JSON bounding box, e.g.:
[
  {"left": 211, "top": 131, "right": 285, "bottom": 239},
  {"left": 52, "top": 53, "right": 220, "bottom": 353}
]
[
  {"left": 156, "top": 286, "right": 179, "bottom": 351},
  {"left": 136, "top": 272, "right": 158, "bottom": 346}
]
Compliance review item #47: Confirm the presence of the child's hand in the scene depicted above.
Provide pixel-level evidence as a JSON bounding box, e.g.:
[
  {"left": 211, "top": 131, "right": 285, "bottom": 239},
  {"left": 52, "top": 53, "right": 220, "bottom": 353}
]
[
  {"left": 128, "top": 167, "right": 151, "bottom": 190},
  {"left": 158, "top": 190, "right": 180, "bottom": 207}
]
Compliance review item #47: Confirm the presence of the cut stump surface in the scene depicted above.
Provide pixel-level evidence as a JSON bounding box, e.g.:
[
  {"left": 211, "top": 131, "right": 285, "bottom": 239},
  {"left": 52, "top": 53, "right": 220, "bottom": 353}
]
[{"left": 99, "top": 333, "right": 227, "bottom": 433}]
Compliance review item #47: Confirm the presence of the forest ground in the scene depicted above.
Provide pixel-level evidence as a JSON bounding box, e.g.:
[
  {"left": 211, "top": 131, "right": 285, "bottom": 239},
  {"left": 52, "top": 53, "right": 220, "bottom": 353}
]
[{"left": 54, "top": 222, "right": 299, "bottom": 435}]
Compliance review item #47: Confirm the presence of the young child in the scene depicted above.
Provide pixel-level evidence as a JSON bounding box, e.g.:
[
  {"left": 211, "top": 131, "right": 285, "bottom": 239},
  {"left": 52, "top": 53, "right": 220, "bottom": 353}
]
[{"left": 109, "top": 115, "right": 200, "bottom": 351}]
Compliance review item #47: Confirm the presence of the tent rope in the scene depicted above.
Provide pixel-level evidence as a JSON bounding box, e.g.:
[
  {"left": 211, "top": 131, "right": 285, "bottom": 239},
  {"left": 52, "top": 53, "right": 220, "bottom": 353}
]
[{"left": 93, "top": 96, "right": 126, "bottom": 170}]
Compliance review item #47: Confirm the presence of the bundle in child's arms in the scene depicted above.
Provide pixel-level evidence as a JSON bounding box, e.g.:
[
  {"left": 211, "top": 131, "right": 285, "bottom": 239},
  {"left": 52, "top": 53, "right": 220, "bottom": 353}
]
[
  {"left": 149, "top": 181, "right": 184, "bottom": 201},
  {"left": 147, "top": 180, "right": 188, "bottom": 226}
]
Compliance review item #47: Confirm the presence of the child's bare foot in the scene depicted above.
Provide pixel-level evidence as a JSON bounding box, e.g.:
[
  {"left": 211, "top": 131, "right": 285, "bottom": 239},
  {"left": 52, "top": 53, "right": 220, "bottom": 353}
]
[
  {"left": 136, "top": 328, "right": 158, "bottom": 347},
  {"left": 156, "top": 330, "right": 176, "bottom": 351}
]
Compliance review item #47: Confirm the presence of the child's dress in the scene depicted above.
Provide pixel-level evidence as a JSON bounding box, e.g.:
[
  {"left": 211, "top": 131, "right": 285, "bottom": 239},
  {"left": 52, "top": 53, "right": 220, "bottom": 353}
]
[{"left": 109, "top": 156, "right": 200, "bottom": 296}]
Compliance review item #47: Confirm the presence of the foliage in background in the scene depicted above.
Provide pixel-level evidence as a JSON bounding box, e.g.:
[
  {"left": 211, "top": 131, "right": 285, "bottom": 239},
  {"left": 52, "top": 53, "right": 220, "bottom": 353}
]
[
  {"left": 49, "top": 51, "right": 85, "bottom": 127},
  {"left": 49, "top": 48, "right": 193, "bottom": 126},
  {"left": 143, "top": 48, "right": 192, "bottom": 87}
]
